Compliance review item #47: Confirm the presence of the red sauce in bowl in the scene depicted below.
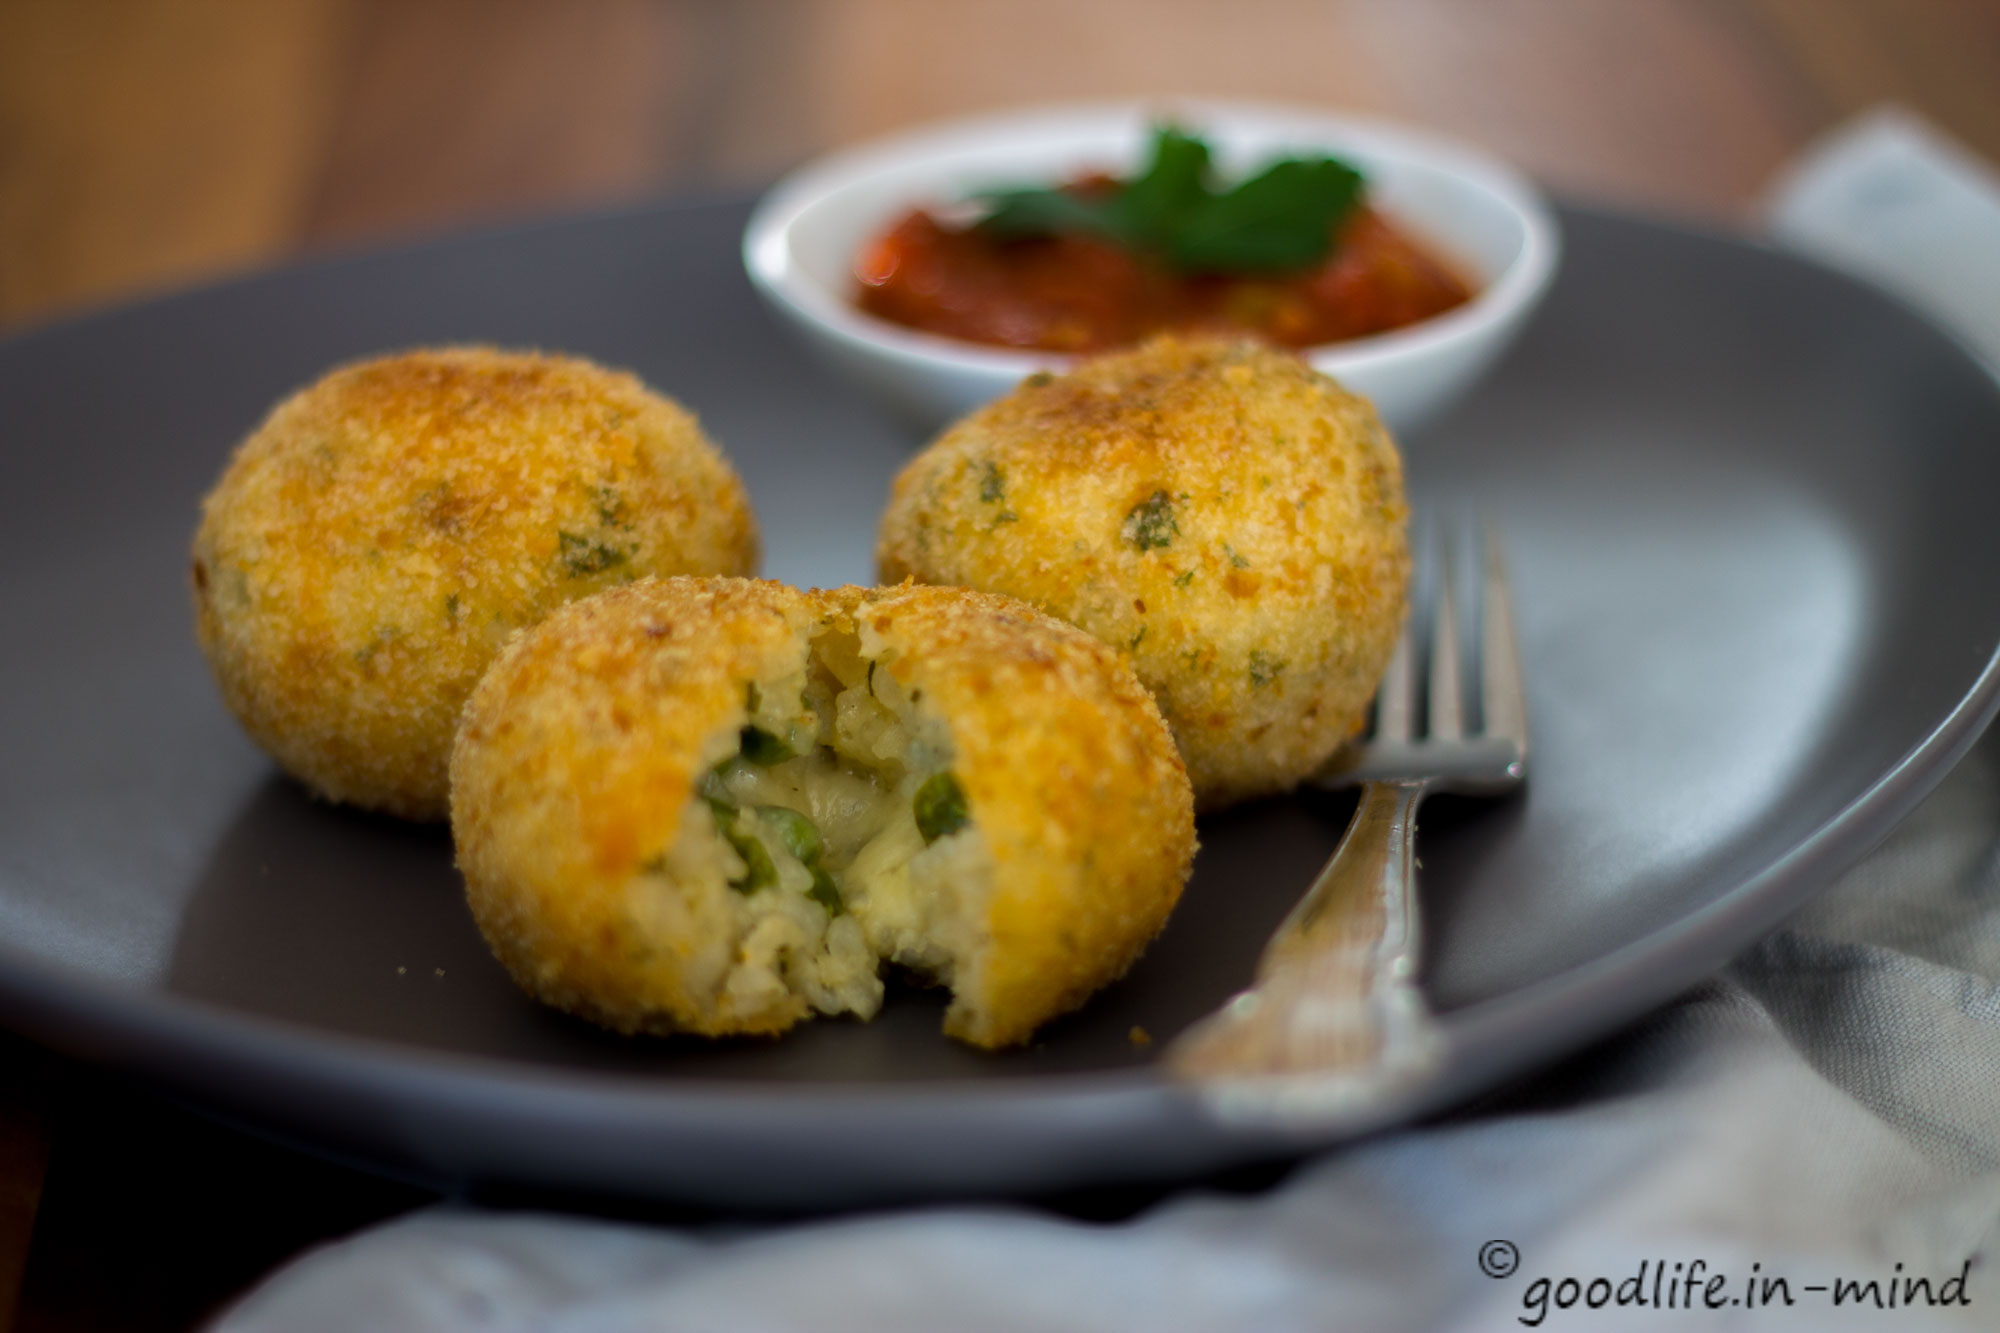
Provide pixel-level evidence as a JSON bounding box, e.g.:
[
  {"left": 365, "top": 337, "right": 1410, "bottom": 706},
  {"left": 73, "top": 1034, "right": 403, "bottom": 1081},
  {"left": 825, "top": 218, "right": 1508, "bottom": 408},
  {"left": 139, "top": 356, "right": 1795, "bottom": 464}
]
[{"left": 854, "top": 203, "right": 1474, "bottom": 354}]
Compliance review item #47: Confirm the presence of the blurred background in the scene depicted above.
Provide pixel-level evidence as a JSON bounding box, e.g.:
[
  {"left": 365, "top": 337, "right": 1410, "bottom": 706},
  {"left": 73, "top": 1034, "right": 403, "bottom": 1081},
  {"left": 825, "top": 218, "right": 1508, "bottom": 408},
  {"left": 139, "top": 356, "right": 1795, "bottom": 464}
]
[
  {"left": 4, "top": 0, "right": 1998, "bottom": 333},
  {"left": 1, "top": 2, "right": 1998, "bottom": 1329}
]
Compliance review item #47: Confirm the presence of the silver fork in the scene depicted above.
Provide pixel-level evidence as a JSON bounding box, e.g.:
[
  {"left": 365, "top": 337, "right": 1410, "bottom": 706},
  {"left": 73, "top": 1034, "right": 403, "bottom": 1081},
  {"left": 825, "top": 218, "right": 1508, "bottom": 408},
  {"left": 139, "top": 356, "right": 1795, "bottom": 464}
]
[{"left": 1166, "top": 522, "right": 1529, "bottom": 1125}]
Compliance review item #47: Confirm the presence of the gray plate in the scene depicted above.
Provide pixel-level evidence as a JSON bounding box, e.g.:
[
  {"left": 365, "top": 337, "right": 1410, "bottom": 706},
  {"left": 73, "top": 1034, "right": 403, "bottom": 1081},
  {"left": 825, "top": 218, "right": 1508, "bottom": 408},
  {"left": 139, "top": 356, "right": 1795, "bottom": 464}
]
[{"left": 2, "top": 197, "right": 1997, "bottom": 1209}]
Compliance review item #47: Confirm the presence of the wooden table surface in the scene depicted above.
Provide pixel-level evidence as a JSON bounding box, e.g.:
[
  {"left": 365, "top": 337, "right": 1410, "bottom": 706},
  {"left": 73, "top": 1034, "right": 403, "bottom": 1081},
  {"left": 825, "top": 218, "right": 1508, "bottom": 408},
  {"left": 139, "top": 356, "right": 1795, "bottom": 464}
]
[{"left": 3, "top": 1, "right": 1997, "bottom": 1326}]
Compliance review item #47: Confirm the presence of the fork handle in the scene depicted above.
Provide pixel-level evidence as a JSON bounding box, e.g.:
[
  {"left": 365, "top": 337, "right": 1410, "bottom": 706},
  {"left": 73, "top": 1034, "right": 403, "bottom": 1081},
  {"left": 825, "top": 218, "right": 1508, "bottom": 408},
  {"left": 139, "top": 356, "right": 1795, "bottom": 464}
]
[
  {"left": 1165, "top": 779, "right": 1440, "bottom": 1102},
  {"left": 1262, "top": 779, "right": 1426, "bottom": 984}
]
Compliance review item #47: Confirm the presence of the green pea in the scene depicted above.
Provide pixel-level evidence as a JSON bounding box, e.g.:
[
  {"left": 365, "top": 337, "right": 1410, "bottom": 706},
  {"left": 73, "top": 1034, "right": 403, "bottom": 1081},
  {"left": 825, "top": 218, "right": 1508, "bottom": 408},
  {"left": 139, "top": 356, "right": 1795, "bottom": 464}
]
[
  {"left": 698, "top": 767, "right": 735, "bottom": 812},
  {"left": 757, "top": 806, "right": 844, "bottom": 914},
  {"left": 759, "top": 806, "right": 825, "bottom": 865},
  {"left": 913, "top": 772, "right": 970, "bottom": 844}
]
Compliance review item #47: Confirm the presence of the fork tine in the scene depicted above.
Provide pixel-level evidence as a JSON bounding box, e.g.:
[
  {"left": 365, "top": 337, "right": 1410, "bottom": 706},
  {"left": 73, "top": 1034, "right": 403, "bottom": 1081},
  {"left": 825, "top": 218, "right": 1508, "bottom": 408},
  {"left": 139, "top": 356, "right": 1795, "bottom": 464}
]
[
  {"left": 1427, "top": 529, "right": 1464, "bottom": 741},
  {"left": 1374, "top": 613, "right": 1416, "bottom": 744},
  {"left": 1479, "top": 523, "right": 1528, "bottom": 748}
]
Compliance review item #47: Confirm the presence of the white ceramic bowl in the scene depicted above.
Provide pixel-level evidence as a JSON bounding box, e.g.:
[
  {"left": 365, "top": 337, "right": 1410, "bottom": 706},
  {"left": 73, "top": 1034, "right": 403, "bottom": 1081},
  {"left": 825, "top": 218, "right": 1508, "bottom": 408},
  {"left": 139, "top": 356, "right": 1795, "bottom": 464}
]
[{"left": 743, "top": 101, "right": 1561, "bottom": 438}]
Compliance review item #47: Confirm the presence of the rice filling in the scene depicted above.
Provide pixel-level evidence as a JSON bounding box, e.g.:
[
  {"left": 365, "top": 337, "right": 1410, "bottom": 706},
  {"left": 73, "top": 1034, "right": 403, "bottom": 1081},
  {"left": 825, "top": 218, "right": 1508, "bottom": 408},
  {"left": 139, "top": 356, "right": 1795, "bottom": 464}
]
[{"left": 686, "top": 626, "right": 989, "bottom": 1023}]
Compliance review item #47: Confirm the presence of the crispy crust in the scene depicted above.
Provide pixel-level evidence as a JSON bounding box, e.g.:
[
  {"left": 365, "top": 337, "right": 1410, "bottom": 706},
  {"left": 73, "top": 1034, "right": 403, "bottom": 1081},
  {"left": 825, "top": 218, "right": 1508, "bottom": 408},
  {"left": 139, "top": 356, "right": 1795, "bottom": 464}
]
[
  {"left": 191, "top": 347, "right": 759, "bottom": 819},
  {"left": 877, "top": 336, "right": 1409, "bottom": 807},
  {"left": 449, "top": 576, "right": 1196, "bottom": 1047}
]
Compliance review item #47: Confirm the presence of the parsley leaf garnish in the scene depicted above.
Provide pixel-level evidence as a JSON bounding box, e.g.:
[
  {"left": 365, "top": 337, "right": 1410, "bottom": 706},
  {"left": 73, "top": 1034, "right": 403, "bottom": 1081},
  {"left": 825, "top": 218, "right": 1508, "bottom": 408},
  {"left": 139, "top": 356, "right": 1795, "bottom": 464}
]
[
  {"left": 1171, "top": 156, "right": 1364, "bottom": 271},
  {"left": 1108, "top": 125, "right": 1213, "bottom": 251},
  {"left": 972, "top": 125, "right": 1365, "bottom": 275}
]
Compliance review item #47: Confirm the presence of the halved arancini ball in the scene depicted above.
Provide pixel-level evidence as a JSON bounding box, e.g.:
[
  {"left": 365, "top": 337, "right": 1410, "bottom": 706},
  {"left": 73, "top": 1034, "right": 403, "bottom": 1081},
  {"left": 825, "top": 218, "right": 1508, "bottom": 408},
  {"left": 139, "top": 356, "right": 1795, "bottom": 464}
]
[
  {"left": 877, "top": 336, "right": 1410, "bottom": 808},
  {"left": 191, "top": 346, "right": 759, "bottom": 820},
  {"left": 447, "top": 576, "right": 1196, "bottom": 1048}
]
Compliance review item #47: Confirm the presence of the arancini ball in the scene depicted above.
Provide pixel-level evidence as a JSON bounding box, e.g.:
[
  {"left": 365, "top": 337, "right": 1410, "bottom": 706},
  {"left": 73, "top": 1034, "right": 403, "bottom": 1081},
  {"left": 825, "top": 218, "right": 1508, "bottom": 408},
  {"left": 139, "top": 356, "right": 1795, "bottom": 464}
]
[
  {"left": 192, "top": 347, "right": 759, "bottom": 820},
  {"left": 448, "top": 576, "right": 1195, "bottom": 1048},
  {"left": 877, "top": 336, "right": 1409, "bottom": 807}
]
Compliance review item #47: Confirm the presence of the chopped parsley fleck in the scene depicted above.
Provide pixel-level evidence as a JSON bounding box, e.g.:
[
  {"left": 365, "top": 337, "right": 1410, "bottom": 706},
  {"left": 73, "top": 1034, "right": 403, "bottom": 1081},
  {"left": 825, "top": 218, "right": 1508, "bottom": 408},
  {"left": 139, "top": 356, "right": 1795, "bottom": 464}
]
[
  {"left": 1173, "top": 569, "right": 1196, "bottom": 588},
  {"left": 977, "top": 462, "right": 1019, "bottom": 523},
  {"left": 592, "top": 484, "right": 629, "bottom": 528},
  {"left": 558, "top": 530, "right": 627, "bottom": 577},
  {"left": 353, "top": 625, "right": 399, "bottom": 666},
  {"left": 1129, "top": 625, "right": 1148, "bottom": 651},
  {"left": 1224, "top": 542, "right": 1251, "bottom": 568},
  {"left": 1248, "top": 649, "right": 1286, "bottom": 688},
  {"left": 913, "top": 772, "right": 971, "bottom": 843},
  {"left": 1122, "top": 490, "right": 1179, "bottom": 551}
]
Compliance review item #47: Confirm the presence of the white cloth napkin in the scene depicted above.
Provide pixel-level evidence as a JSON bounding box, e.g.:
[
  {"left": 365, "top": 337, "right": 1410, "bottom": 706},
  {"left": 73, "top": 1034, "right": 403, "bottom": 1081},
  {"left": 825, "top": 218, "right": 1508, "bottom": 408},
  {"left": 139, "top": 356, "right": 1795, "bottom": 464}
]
[
  {"left": 1767, "top": 108, "right": 2000, "bottom": 369},
  {"left": 211, "top": 110, "right": 2000, "bottom": 1333}
]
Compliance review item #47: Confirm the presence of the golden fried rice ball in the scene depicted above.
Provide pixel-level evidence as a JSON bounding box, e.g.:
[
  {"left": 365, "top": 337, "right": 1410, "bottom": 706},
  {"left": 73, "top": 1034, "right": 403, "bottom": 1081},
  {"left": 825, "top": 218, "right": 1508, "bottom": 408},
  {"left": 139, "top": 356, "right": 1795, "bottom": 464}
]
[
  {"left": 877, "top": 336, "right": 1409, "bottom": 808},
  {"left": 449, "top": 576, "right": 1195, "bottom": 1048},
  {"left": 191, "top": 347, "right": 759, "bottom": 820}
]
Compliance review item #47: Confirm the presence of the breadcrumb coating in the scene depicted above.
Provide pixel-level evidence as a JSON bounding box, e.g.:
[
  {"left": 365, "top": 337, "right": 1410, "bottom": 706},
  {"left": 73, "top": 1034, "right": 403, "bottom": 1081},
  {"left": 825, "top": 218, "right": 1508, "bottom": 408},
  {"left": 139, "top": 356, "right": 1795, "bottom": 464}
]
[
  {"left": 449, "top": 577, "right": 1195, "bottom": 1048},
  {"left": 877, "top": 336, "right": 1409, "bottom": 807},
  {"left": 191, "top": 347, "right": 759, "bottom": 819}
]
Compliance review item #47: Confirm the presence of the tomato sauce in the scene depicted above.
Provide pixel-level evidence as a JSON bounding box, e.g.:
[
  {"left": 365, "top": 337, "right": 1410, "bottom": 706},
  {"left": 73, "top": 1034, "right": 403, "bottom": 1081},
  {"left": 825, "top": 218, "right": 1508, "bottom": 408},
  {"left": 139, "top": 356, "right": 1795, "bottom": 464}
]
[{"left": 854, "top": 204, "right": 1474, "bottom": 354}]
